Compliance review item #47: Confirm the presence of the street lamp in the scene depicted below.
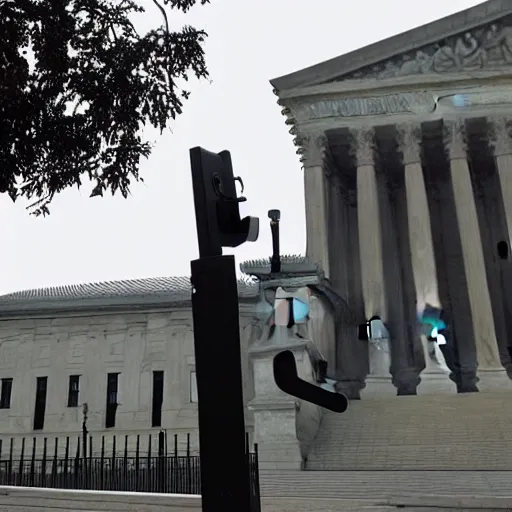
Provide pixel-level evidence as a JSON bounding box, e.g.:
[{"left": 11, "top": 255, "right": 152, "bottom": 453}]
[{"left": 268, "top": 209, "right": 281, "bottom": 274}]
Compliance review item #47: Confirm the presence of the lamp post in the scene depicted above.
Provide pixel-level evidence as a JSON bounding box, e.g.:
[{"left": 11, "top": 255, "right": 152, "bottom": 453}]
[
  {"left": 268, "top": 210, "right": 281, "bottom": 274},
  {"left": 82, "top": 402, "right": 88, "bottom": 487}
]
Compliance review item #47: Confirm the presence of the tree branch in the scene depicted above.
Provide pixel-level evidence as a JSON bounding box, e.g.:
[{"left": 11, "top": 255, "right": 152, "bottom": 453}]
[{"left": 152, "top": 0, "right": 169, "bottom": 35}]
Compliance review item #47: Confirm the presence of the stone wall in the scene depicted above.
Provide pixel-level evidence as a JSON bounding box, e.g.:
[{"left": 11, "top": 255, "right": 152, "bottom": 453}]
[
  {"left": 307, "top": 392, "right": 512, "bottom": 470},
  {"left": 0, "top": 307, "right": 255, "bottom": 451}
]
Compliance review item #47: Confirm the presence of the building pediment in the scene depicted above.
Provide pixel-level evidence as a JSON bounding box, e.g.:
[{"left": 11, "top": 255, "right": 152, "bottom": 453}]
[
  {"left": 271, "top": 0, "right": 512, "bottom": 91},
  {"left": 342, "top": 14, "right": 512, "bottom": 82}
]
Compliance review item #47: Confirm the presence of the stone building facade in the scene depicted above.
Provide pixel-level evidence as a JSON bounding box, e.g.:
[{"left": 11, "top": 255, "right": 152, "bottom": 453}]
[
  {"left": 0, "top": 277, "right": 258, "bottom": 455},
  {"left": 271, "top": 0, "right": 512, "bottom": 398},
  {"left": 0, "top": 261, "right": 333, "bottom": 469},
  {"left": 3, "top": 0, "right": 512, "bottom": 473}
]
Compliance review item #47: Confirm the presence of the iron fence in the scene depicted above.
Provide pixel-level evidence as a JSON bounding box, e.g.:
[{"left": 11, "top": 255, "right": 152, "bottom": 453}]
[{"left": 0, "top": 432, "right": 260, "bottom": 511}]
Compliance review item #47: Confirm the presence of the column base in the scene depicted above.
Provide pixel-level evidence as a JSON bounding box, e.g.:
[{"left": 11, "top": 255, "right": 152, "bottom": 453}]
[
  {"left": 360, "top": 376, "right": 395, "bottom": 397},
  {"left": 418, "top": 371, "right": 456, "bottom": 395},
  {"left": 392, "top": 369, "right": 420, "bottom": 396},
  {"left": 334, "top": 379, "right": 365, "bottom": 400},
  {"left": 477, "top": 368, "right": 512, "bottom": 393},
  {"left": 450, "top": 369, "right": 479, "bottom": 393}
]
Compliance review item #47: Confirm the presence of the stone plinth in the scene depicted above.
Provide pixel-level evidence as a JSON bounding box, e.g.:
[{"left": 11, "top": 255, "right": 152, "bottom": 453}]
[
  {"left": 418, "top": 337, "right": 455, "bottom": 395},
  {"left": 249, "top": 341, "right": 317, "bottom": 470},
  {"left": 242, "top": 256, "right": 332, "bottom": 470},
  {"left": 362, "top": 338, "right": 395, "bottom": 396}
]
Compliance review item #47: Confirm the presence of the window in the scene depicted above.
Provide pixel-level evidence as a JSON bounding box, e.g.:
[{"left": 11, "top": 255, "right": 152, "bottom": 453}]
[
  {"left": 33, "top": 377, "right": 48, "bottom": 430},
  {"left": 67, "top": 375, "right": 80, "bottom": 407},
  {"left": 0, "top": 378, "right": 12, "bottom": 409},
  {"left": 105, "top": 373, "right": 119, "bottom": 428},
  {"left": 190, "top": 371, "right": 198, "bottom": 404},
  {"left": 151, "top": 371, "right": 164, "bottom": 427}
]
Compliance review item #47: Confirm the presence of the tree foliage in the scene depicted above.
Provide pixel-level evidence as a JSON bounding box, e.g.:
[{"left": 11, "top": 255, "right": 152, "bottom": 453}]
[{"left": 0, "top": 0, "right": 209, "bottom": 215}]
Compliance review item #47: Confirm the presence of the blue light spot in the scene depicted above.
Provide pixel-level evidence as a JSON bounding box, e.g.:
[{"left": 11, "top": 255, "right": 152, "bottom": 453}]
[
  {"left": 452, "top": 94, "right": 470, "bottom": 108},
  {"left": 292, "top": 298, "right": 309, "bottom": 323}
]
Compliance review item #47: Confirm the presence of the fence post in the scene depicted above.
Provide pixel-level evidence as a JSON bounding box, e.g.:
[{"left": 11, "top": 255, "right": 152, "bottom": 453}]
[
  {"left": 42, "top": 438, "right": 47, "bottom": 488},
  {"left": 51, "top": 438, "right": 58, "bottom": 488},
  {"left": 123, "top": 435, "right": 128, "bottom": 492},
  {"left": 18, "top": 437, "right": 25, "bottom": 486},
  {"left": 89, "top": 436, "right": 93, "bottom": 489},
  {"left": 74, "top": 438, "right": 80, "bottom": 489},
  {"left": 135, "top": 435, "right": 140, "bottom": 492},
  {"left": 186, "top": 433, "right": 191, "bottom": 494},
  {"left": 147, "top": 434, "right": 152, "bottom": 492},
  {"left": 157, "top": 431, "right": 165, "bottom": 493},
  {"left": 82, "top": 404, "right": 88, "bottom": 490},
  {"left": 29, "top": 437, "right": 36, "bottom": 487},
  {"left": 100, "top": 436, "right": 105, "bottom": 490},
  {"left": 111, "top": 435, "right": 116, "bottom": 490},
  {"left": 64, "top": 437, "right": 70, "bottom": 488},
  {"left": 253, "top": 443, "right": 261, "bottom": 512},
  {"left": 8, "top": 438, "right": 13, "bottom": 486}
]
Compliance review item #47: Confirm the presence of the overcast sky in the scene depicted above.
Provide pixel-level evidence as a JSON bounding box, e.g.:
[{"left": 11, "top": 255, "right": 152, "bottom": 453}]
[{"left": 0, "top": 0, "right": 484, "bottom": 295}]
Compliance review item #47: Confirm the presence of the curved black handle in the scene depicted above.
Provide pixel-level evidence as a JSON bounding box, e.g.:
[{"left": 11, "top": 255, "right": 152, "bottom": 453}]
[{"left": 273, "top": 350, "right": 348, "bottom": 413}]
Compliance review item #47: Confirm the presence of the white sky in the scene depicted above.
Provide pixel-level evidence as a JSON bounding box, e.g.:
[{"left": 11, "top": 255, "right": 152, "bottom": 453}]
[{"left": 0, "top": 0, "right": 484, "bottom": 295}]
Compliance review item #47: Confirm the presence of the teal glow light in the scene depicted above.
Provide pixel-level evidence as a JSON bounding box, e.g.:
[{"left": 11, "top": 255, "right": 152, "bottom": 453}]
[{"left": 292, "top": 298, "right": 309, "bottom": 323}]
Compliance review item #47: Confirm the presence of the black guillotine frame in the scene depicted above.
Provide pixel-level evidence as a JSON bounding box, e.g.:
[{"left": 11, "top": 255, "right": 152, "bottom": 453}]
[{"left": 189, "top": 147, "right": 259, "bottom": 512}]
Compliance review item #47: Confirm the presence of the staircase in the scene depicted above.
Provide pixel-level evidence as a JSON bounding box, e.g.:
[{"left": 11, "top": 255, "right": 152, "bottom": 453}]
[
  {"left": 257, "top": 392, "right": 512, "bottom": 509},
  {"left": 305, "top": 392, "right": 512, "bottom": 470}
]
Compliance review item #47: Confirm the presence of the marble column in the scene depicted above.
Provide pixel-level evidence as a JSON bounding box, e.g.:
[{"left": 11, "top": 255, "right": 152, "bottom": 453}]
[
  {"left": 303, "top": 135, "right": 330, "bottom": 279},
  {"left": 354, "top": 128, "right": 391, "bottom": 395},
  {"left": 354, "top": 128, "right": 386, "bottom": 321},
  {"left": 445, "top": 121, "right": 510, "bottom": 391},
  {"left": 397, "top": 124, "right": 454, "bottom": 394},
  {"left": 327, "top": 173, "right": 367, "bottom": 398},
  {"left": 491, "top": 117, "right": 512, "bottom": 377},
  {"left": 397, "top": 124, "right": 440, "bottom": 313},
  {"left": 493, "top": 118, "right": 512, "bottom": 246}
]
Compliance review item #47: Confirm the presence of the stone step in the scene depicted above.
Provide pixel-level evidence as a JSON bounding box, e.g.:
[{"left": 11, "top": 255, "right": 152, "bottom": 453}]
[
  {"left": 261, "top": 495, "right": 512, "bottom": 512},
  {"left": 306, "top": 393, "right": 512, "bottom": 470},
  {"left": 259, "top": 470, "right": 512, "bottom": 498},
  {"left": 262, "top": 497, "right": 393, "bottom": 512}
]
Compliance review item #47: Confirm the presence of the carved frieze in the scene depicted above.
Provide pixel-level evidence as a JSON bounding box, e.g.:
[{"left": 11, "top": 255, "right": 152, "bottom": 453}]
[
  {"left": 292, "top": 92, "right": 436, "bottom": 123},
  {"left": 339, "top": 17, "right": 512, "bottom": 81}
]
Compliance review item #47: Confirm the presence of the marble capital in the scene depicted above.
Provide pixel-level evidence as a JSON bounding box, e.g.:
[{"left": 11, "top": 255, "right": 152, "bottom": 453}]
[
  {"left": 444, "top": 121, "right": 467, "bottom": 161},
  {"left": 396, "top": 124, "right": 422, "bottom": 166},
  {"left": 353, "top": 128, "right": 376, "bottom": 167},
  {"left": 491, "top": 118, "right": 512, "bottom": 157},
  {"left": 301, "top": 134, "right": 329, "bottom": 168}
]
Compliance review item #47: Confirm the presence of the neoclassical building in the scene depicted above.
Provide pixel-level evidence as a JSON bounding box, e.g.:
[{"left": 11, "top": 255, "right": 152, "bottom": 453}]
[
  {"left": 0, "top": 277, "right": 259, "bottom": 456},
  {"left": 2, "top": 0, "right": 512, "bottom": 475},
  {"left": 271, "top": 0, "right": 512, "bottom": 398}
]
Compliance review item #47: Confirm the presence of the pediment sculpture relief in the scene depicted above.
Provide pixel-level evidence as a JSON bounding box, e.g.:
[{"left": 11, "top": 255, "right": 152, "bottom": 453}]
[{"left": 341, "top": 18, "right": 512, "bottom": 81}]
